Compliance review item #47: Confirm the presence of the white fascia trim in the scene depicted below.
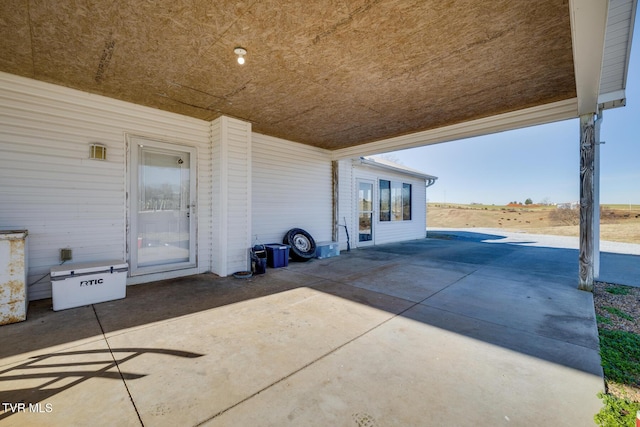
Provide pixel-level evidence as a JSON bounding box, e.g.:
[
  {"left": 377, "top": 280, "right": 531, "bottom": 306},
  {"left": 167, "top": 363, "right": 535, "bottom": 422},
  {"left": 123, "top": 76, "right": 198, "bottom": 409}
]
[
  {"left": 623, "top": 0, "right": 638, "bottom": 88},
  {"left": 569, "top": 0, "right": 609, "bottom": 115},
  {"left": 358, "top": 157, "right": 438, "bottom": 182},
  {"left": 331, "top": 98, "right": 578, "bottom": 160},
  {"left": 598, "top": 89, "right": 627, "bottom": 110},
  {"left": 598, "top": 89, "right": 626, "bottom": 104}
]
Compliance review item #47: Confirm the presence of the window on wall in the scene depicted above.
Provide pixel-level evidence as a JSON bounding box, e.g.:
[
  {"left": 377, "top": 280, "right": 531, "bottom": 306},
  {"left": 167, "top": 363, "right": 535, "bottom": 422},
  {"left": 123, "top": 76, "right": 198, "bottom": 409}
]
[
  {"left": 379, "top": 180, "right": 412, "bottom": 221},
  {"left": 403, "top": 183, "right": 412, "bottom": 220},
  {"left": 379, "top": 180, "right": 391, "bottom": 221}
]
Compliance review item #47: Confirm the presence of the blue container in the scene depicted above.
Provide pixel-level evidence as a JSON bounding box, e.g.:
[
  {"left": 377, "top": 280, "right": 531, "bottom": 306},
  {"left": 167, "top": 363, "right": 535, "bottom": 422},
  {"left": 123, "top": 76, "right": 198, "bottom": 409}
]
[
  {"left": 316, "top": 241, "right": 340, "bottom": 259},
  {"left": 264, "top": 244, "right": 290, "bottom": 268}
]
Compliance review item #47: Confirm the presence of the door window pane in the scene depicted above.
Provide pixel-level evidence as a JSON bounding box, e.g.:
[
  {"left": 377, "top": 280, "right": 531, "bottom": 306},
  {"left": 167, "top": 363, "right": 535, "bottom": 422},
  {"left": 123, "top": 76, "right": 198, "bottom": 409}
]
[
  {"left": 137, "top": 148, "right": 190, "bottom": 267},
  {"left": 358, "top": 182, "right": 374, "bottom": 242},
  {"left": 359, "top": 182, "right": 373, "bottom": 212},
  {"left": 359, "top": 212, "right": 373, "bottom": 241}
]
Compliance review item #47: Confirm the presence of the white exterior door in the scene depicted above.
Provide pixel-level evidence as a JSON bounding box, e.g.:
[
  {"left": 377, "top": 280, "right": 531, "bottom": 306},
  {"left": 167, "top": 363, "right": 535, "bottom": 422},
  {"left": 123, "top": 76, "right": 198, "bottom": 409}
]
[
  {"left": 357, "top": 180, "right": 375, "bottom": 246},
  {"left": 129, "top": 138, "right": 196, "bottom": 275}
]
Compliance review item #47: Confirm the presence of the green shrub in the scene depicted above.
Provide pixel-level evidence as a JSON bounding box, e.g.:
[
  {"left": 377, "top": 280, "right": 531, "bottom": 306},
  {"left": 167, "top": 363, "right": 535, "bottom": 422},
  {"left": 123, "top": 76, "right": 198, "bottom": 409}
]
[
  {"left": 597, "top": 315, "right": 613, "bottom": 325},
  {"left": 606, "top": 286, "right": 632, "bottom": 296},
  {"left": 599, "top": 329, "right": 640, "bottom": 385},
  {"left": 594, "top": 392, "right": 640, "bottom": 427},
  {"left": 603, "top": 306, "right": 635, "bottom": 322}
]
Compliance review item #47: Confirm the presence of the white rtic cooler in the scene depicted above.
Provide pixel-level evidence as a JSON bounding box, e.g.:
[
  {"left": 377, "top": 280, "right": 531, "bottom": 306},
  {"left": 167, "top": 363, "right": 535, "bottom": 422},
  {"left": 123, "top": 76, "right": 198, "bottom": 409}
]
[{"left": 50, "top": 260, "right": 128, "bottom": 311}]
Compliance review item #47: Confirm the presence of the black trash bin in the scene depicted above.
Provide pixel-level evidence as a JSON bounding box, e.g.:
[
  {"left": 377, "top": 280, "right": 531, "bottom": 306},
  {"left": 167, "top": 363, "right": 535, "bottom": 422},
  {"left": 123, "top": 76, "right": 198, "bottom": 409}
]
[{"left": 250, "top": 245, "right": 267, "bottom": 275}]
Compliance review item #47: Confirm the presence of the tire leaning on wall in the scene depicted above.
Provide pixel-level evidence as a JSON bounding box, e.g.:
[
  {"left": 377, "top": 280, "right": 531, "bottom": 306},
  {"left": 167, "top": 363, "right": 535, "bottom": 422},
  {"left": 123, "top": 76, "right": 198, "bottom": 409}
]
[{"left": 283, "top": 228, "right": 317, "bottom": 262}]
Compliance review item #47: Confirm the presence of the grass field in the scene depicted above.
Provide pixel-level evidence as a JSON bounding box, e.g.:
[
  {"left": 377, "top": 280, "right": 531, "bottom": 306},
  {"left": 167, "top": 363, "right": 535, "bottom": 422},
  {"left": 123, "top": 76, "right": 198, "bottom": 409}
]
[{"left": 427, "top": 203, "right": 640, "bottom": 244}]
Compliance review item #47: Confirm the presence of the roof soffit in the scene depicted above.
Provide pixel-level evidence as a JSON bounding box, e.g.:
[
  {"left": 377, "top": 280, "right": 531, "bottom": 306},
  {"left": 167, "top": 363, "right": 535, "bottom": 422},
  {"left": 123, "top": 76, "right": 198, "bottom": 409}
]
[{"left": 0, "top": 0, "right": 581, "bottom": 149}]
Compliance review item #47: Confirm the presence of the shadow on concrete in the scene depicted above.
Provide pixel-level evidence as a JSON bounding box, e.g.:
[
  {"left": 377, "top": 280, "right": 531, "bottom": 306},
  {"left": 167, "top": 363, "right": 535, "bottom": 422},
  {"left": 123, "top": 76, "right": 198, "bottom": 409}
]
[
  {"left": 2, "top": 230, "right": 627, "bottom": 379},
  {"left": 5, "top": 230, "right": 636, "bottom": 425},
  {"left": 0, "top": 348, "right": 202, "bottom": 421},
  {"left": 0, "top": 273, "right": 305, "bottom": 361}
]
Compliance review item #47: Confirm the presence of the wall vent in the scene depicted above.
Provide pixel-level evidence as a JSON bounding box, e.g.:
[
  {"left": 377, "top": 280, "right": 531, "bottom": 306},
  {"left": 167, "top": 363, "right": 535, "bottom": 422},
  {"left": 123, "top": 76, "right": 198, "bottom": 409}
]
[
  {"left": 89, "top": 143, "right": 107, "bottom": 160},
  {"left": 60, "top": 248, "right": 72, "bottom": 262}
]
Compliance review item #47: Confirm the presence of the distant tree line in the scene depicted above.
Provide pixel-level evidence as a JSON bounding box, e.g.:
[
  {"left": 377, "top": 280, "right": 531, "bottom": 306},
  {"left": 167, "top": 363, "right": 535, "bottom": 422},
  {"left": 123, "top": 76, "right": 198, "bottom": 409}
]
[
  {"left": 508, "top": 199, "right": 533, "bottom": 205},
  {"left": 508, "top": 198, "right": 553, "bottom": 206}
]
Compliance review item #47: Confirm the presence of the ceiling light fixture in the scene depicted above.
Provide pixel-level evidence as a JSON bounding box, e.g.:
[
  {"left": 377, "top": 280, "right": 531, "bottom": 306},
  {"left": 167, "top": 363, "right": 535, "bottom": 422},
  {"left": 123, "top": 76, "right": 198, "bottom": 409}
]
[{"left": 234, "top": 47, "right": 247, "bottom": 65}]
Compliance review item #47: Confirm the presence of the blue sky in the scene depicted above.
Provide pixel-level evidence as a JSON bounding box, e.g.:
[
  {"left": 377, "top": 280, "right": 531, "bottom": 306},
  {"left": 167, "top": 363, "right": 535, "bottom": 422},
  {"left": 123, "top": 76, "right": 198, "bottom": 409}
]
[{"left": 388, "top": 21, "right": 639, "bottom": 206}]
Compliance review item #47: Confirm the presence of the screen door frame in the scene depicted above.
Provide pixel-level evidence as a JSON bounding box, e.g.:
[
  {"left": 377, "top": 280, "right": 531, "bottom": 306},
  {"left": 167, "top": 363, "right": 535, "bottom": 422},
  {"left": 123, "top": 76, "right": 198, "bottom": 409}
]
[{"left": 128, "top": 136, "right": 197, "bottom": 276}]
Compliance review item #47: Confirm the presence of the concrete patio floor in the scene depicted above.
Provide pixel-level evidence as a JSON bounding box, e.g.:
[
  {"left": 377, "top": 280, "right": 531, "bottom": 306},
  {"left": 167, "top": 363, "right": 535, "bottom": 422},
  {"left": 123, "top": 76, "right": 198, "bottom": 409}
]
[{"left": 3, "top": 229, "right": 637, "bottom": 426}]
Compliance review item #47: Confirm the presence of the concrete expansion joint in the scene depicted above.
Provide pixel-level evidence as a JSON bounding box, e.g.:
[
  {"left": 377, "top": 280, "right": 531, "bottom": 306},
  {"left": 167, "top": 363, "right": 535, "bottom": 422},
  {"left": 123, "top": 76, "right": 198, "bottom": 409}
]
[
  {"left": 418, "top": 268, "right": 477, "bottom": 304},
  {"left": 194, "top": 297, "right": 416, "bottom": 426},
  {"left": 196, "top": 266, "right": 477, "bottom": 425},
  {"left": 91, "top": 305, "right": 145, "bottom": 426}
]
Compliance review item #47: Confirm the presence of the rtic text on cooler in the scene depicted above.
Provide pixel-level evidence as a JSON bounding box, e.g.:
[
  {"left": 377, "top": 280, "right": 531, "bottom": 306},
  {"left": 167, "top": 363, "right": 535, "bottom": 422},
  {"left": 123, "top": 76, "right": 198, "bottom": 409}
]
[{"left": 80, "top": 278, "right": 103, "bottom": 287}]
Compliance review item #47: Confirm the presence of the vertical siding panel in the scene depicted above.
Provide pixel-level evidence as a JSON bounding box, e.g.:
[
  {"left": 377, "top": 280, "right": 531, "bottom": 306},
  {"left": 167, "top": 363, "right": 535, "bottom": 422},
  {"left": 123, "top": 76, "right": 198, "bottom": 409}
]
[
  {"left": 210, "top": 118, "right": 221, "bottom": 274},
  {"left": 210, "top": 117, "right": 251, "bottom": 276},
  {"left": 0, "top": 72, "right": 211, "bottom": 300},
  {"left": 337, "top": 159, "right": 354, "bottom": 250},
  {"left": 197, "top": 120, "right": 213, "bottom": 279},
  {"left": 226, "top": 118, "right": 252, "bottom": 273},
  {"left": 252, "top": 133, "right": 333, "bottom": 245}
]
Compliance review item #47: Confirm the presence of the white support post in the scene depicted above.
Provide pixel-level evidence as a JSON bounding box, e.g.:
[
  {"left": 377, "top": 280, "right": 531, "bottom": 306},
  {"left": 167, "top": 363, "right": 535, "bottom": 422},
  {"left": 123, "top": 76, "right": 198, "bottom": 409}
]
[
  {"left": 579, "top": 113, "right": 596, "bottom": 291},
  {"left": 594, "top": 112, "right": 602, "bottom": 279},
  {"left": 211, "top": 116, "right": 252, "bottom": 277}
]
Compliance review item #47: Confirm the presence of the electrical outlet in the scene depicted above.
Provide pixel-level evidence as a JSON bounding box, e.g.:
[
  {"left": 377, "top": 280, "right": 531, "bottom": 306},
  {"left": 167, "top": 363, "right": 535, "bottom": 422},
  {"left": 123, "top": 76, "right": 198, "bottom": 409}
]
[{"left": 60, "top": 248, "right": 72, "bottom": 262}]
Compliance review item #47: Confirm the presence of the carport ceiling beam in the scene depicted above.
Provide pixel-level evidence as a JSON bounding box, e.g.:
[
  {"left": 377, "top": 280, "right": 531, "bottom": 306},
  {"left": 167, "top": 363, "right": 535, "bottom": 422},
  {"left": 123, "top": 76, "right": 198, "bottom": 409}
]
[
  {"left": 569, "top": 0, "right": 609, "bottom": 115},
  {"left": 330, "top": 99, "right": 577, "bottom": 160}
]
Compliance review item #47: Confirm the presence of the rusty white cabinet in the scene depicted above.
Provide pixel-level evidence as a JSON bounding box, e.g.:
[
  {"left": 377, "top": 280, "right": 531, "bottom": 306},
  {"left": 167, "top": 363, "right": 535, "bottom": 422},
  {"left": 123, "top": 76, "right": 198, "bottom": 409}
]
[{"left": 0, "top": 230, "right": 28, "bottom": 325}]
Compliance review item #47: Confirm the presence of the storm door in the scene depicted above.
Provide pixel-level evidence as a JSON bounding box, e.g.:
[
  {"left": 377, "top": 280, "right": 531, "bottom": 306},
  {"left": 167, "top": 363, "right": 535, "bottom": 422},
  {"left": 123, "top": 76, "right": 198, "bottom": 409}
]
[
  {"left": 130, "top": 138, "right": 196, "bottom": 275},
  {"left": 357, "top": 180, "right": 375, "bottom": 246}
]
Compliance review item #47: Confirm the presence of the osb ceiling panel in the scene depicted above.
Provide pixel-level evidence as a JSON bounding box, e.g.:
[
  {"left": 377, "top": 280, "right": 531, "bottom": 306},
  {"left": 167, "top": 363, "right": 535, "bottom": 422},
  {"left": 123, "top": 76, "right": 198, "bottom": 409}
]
[{"left": 0, "top": 0, "right": 576, "bottom": 150}]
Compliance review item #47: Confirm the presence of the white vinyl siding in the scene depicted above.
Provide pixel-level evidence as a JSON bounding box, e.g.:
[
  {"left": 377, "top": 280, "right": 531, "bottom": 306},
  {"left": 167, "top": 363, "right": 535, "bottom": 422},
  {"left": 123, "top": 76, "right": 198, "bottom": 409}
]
[
  {"left": 0, "top": 72, "right": 211, "bottom": 300},
  {"left": 1, "top": 71, "right": 432, "bottom": 294},
  {"left": 211, "top": 116, "right": 252, "bottom": 276},
  {"left": 210, "top": 118, "right": 222, "bottom": 275},
  {"left": 252, "top": 133, "right": 333, "bottom": 246},
  {"left": 340, "top": 159, "right": 427, "bottom": 248},
  {"left": 599, "top": 0, "right": 635, "bottom": 95},
  {"left": 375, "top": 175, "right": 425, "bottom": 245},
  {"left": 227, "top": 120, "right": 252, "bottom": 273}
]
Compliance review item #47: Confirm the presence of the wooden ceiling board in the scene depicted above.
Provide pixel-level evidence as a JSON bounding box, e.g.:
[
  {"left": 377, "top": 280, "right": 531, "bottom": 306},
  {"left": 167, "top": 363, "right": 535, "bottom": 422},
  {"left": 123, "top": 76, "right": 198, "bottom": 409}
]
[
  {"left": 23, "top": 2, "right": 105, "bottom": 90},
  {"left": 0, "top": 0, "right": 32, "bottom": 76},
  {"left": 0, "top": 0, "right": 577, "bottom": 150},
  {"left": 84, "top": 0, "right": 248, "bottom": 118}
]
